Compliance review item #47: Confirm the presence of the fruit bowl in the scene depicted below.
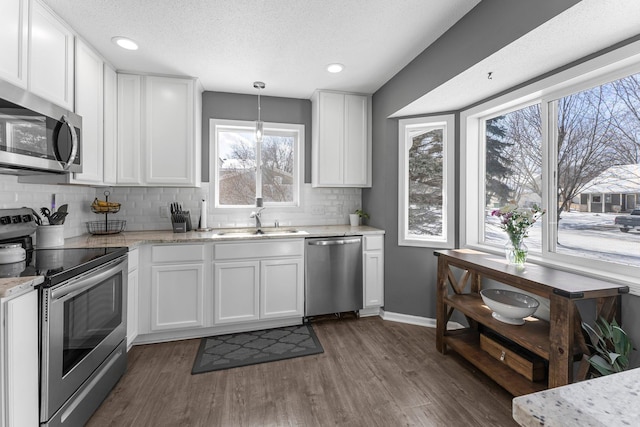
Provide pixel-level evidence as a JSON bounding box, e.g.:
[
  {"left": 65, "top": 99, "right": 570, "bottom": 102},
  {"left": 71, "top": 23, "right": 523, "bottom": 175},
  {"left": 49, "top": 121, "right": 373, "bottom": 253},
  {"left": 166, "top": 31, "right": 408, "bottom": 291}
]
[{"left": 480, "top": 289, "right": 540, "bottom": 325}]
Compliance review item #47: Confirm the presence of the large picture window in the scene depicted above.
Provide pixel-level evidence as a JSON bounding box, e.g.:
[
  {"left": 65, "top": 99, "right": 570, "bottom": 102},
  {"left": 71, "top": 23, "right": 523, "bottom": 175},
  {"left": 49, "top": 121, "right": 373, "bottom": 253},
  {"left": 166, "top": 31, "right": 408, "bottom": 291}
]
[
  {"left": 463, "top": 43, "right": 640, "bottom": 293},
  {"left": 398, "top": 115, "right": 455, "bottom": 248},
  {"left": 210, "top": 119, "right": 303, "bottom": 208}
]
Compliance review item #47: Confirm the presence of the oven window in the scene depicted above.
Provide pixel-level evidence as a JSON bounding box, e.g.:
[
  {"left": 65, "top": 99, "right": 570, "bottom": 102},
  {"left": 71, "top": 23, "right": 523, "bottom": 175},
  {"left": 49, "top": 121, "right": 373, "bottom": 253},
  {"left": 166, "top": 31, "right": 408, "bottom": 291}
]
[{"left": 63, "top": 275, "right": 122, "bottom": 375}]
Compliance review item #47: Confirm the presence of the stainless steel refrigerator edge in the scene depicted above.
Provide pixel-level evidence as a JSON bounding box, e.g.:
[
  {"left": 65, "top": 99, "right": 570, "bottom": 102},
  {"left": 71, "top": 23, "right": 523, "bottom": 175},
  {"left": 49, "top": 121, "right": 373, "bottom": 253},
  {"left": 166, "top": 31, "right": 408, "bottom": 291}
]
[{"left": 305, "top": 237, "right": 363, "bottom": 317}]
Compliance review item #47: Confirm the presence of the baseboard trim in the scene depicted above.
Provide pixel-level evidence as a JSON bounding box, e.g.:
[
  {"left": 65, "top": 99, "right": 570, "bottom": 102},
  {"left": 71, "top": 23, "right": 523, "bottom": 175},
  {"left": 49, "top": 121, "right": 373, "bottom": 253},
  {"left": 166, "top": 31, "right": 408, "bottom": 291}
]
[{"left": 380, "top": 309, "right": 464, "bottom": 330}]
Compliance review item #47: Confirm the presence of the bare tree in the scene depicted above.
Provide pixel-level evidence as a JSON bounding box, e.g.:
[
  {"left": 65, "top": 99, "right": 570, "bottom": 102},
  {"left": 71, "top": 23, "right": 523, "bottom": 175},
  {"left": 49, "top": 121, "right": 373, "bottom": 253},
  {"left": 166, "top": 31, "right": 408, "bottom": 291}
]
[{"left": 556, "top": 86, "right": 619, "bottom": 219}]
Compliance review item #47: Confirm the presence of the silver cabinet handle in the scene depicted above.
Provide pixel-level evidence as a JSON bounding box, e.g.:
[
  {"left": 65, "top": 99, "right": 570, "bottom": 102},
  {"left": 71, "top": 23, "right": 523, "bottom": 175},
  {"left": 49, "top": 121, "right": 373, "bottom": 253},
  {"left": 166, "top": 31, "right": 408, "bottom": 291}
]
[
  {"left": 59, "top": 115, "right": 78, "bottom": 171},
  {"left": 307, "top": 238, "right": 361, "bottom": 246}
]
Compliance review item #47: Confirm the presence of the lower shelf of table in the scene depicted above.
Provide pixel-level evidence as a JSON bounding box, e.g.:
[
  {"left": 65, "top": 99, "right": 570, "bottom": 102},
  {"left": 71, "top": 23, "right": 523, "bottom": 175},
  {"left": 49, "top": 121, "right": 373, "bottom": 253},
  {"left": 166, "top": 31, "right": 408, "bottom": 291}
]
[{"left": 444, "top": 330, "right": 548, "bottom": 396}]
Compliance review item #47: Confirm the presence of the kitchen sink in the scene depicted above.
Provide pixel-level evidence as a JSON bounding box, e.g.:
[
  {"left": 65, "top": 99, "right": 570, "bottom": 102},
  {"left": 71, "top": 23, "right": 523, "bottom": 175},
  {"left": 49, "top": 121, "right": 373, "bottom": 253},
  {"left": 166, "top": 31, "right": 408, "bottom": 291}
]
[{"left": 215, "top": 227, "right": 305, "bottom": 236}]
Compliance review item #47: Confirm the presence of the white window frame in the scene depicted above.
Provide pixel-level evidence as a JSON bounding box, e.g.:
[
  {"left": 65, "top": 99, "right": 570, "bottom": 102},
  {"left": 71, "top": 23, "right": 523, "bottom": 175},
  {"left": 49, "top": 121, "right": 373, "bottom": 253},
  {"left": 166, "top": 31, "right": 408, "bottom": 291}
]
[
  {"left": 461, "top": 40, "right": 640, "bottom": 294},
  {"left": 398, "top": 114, "right": 455, "bottom": 248},
  {"left": 210, "top": 118, "right": 304, "bottom": 209}
]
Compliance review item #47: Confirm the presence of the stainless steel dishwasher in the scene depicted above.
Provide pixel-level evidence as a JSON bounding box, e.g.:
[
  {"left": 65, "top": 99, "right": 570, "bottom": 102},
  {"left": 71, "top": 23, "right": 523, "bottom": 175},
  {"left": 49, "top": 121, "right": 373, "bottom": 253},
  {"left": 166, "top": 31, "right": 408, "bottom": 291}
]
[{"left": 305, "top": 236, "right": 363, "bottom": 317}]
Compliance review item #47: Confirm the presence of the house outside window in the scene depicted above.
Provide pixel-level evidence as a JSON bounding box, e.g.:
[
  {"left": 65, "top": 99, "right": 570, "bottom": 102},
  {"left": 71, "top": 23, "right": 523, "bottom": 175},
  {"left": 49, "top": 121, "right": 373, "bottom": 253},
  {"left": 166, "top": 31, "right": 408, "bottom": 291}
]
[
  {"left": 398, "top": 115, "right": 455, "bottom": 248},
  {"left": 210, "top": 119, "right": 303, "bottom": 208},
  {"left": 462, "top": 42, "right": 640, "bottom": 294}
]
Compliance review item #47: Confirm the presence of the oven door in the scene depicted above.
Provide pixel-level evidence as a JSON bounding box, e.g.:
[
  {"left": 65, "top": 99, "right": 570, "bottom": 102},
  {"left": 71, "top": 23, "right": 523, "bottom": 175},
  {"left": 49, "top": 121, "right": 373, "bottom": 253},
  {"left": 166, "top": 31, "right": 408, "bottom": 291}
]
[{"left": 40, "top": 255, "right": 127, "bottom": 422}]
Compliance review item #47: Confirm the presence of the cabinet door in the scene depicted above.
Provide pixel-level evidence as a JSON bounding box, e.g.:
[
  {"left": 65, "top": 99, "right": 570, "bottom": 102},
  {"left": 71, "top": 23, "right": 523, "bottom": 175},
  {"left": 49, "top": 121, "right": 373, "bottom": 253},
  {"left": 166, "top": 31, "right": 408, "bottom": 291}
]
[
  {"left": 145, "top": 76, "right": 195, "bottom": 186},
  {"left": 343, "top": 94, "right": 368, "bottom": 185},
  {"left": 117, "top": 74, "right": 142, "bottom": 184},
  {"left": 151, "top": 264, "right": 204, "bottom": 331},
  {"left": 314, "top": 91, "right": 344, "bottom": 186},
  {"left": 4, "top": 290, "right": 39, "bottom": 427},
  {"left": 214, "top": 261, "right": 260, "bottom": 324},
  {"left": 29, "top": 0, "right": 74, "bottom": 109},
  {"left": 0, "top": 0, "right": 28, "bottom": 87},
  {"left": 72, "top": 39, "right": 104, "bottom": 184},
  {"left": 127, "top": 269, "right": 138, "bottom": 349},
  {"left": 261, "top": 258, "right": 304, "bottom": 319},
  {"left": 364, "top": 252, "right": 384, "bottom": 308},
  {"left": 103, "top": 64, "right": 118, "bottom": 185}
]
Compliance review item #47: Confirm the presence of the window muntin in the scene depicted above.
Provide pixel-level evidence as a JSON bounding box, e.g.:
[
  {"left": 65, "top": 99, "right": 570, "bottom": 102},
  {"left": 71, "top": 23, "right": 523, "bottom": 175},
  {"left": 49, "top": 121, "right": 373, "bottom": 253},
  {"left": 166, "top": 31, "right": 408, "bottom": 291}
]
[
  {"left": 211, "top": 120, "right": 303, "bottom": 208},
  {"left": 463, "top": 46, "right": 640, "bottom": 293},
  {"left": 398, "top": 115, "right": 455, "bottom": 248}
]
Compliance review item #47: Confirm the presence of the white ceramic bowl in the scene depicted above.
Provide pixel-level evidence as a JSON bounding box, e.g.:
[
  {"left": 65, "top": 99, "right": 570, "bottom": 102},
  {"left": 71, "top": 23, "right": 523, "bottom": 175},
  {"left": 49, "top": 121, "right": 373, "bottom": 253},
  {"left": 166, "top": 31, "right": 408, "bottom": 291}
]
[{"left": 480, "top": 289, "right": 540, "bottom": 325}]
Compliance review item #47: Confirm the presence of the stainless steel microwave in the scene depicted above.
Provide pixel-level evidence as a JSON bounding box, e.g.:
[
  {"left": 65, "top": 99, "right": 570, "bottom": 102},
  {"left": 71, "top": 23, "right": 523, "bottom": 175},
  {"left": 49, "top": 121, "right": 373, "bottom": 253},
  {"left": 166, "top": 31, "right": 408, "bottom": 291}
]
[{"left": 0, "top": 79, "right": 81, "bottom": 175}]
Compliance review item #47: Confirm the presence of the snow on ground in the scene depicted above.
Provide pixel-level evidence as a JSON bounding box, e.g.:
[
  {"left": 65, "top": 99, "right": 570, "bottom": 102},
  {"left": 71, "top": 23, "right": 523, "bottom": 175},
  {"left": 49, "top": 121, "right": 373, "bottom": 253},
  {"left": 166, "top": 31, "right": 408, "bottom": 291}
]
[{"left": 485, "top": 211, "right": 640, "bottom": 266}]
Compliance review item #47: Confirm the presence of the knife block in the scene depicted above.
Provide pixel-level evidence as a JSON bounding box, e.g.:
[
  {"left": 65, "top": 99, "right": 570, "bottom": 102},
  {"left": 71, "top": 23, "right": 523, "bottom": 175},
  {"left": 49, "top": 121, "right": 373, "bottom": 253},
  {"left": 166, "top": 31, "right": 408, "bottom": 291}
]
[{"left": 171, "top": 210, "right": 191, "bottom": 233}]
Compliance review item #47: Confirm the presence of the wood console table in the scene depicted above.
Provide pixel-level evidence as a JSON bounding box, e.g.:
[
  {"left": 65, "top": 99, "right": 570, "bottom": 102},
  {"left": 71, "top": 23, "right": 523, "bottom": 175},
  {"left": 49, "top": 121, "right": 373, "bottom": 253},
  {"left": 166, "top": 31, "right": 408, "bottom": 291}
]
[{"left": 435, "top": 249, "right": 629, "bottom": 396}]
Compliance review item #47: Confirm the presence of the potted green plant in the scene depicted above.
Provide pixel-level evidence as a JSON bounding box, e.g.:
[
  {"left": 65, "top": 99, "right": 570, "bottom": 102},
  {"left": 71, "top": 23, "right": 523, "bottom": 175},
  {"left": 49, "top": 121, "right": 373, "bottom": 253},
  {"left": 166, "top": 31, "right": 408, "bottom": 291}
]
[
  {"left": 581, "top": 316, "right": 633, "bottom": 377},
  {"left": 349, "top": 209, "right": 369, "bottom": 226}
]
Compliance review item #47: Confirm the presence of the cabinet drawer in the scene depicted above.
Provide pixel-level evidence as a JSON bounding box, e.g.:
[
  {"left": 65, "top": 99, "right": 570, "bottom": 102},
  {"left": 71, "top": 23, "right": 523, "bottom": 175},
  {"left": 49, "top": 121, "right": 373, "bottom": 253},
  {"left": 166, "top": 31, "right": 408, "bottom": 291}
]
[
  {"left": 214, "top": 239, "right": 304, "bottom": 260},
  {"left": 128, "top": 248, "right": 139, "bottom": 272},
  {"left": 364, "top": 235, "right": 383, "bottom": 251},
  {"left": 152, "top": 244, "right": 204, "bottom": 263},
  {"left": 480, "top": 333, "right": 546, "bottom": 382}
]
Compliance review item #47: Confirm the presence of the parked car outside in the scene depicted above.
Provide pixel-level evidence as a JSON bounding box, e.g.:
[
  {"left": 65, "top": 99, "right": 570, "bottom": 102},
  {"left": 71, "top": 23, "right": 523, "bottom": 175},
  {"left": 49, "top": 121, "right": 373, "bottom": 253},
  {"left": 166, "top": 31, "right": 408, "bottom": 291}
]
[{"left": 614, "top": 209, "right": 640, "bottom": 232}]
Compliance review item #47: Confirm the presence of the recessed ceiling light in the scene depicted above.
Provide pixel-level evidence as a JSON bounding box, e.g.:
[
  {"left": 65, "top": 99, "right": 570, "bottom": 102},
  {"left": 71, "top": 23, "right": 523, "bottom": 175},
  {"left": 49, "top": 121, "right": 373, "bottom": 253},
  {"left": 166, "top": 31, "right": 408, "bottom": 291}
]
[
  {"left": 327, "top": 63, "right": 344, "bottom": 73},
  {"left": 111, "top": 36, "right": 138, "bottom": 51}
]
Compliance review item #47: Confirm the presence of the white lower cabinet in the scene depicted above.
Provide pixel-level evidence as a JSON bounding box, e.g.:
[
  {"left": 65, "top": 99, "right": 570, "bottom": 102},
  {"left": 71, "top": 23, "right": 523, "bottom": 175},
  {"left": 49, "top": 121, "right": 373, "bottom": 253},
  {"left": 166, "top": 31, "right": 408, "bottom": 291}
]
[
  {"left": 363, "top": 235, "right": 384, "bottom": 308},
  {"left": 126, "top": 249, "right": 139, "bottom": 349},
  {"left": 214, "top": 261, "right": 260, "bottom": 324},
  {"left": 213, "top": 239, "right": 304, "bottom": 325},
  {"left": 261, "top": 258, "right": 304, "bottom": 319},
  {"left": 1, "top": 289, "right": 39, "bottom": 427},
  {"left": 138, "top": 244, "right": 208, "bottom": 335},
  {"left": 151, "top": 262, "right": 204, "bottom": 332}
]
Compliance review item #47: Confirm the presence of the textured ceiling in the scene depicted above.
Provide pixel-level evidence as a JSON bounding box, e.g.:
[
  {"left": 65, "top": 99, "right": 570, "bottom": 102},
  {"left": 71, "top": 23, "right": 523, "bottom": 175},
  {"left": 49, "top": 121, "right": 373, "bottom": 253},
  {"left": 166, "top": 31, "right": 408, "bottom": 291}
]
[
  {"left": 392, "top": 0, "right": 640, "bottom": 116},
  {"left": 41, "top": 0, "right": 480, "bottom": 99}
]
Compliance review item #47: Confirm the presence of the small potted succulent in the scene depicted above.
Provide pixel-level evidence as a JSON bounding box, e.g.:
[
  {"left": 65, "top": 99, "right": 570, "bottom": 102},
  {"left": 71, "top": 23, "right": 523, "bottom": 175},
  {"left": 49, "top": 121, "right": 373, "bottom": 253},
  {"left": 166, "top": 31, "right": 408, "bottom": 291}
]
[{"left": 349, "top": 209, "right": 369, "bottom": 227}]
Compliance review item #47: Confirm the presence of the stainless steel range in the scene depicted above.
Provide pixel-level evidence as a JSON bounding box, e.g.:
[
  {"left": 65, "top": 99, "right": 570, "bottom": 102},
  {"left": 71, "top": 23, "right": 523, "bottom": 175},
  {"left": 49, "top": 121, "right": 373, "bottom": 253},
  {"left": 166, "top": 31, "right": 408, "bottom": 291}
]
[{"left": 0, "top": 207, "right": 128, "bottom": 427}]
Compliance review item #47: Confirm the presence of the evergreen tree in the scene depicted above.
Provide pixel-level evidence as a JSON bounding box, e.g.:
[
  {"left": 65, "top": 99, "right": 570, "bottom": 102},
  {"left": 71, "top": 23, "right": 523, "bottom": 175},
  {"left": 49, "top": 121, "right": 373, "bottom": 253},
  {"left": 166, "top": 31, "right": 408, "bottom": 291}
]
[{"left": 485, "top": 117, "right": 514, "bottom": 206}]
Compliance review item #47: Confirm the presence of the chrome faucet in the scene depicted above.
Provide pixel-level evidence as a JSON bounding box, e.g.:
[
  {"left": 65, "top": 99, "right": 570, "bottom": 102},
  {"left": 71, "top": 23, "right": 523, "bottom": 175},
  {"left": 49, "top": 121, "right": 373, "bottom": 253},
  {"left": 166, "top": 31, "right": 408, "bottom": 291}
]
[{"left": 250, "top": 207, "right": 265, "bottom": 230}]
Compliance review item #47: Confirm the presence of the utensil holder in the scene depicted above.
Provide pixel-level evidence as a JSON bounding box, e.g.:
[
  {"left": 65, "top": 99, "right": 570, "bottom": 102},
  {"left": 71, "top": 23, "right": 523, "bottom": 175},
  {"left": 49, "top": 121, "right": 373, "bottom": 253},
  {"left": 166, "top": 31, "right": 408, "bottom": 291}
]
[{"left": 36, "top": 225, "right": 65, "bottom": 247}]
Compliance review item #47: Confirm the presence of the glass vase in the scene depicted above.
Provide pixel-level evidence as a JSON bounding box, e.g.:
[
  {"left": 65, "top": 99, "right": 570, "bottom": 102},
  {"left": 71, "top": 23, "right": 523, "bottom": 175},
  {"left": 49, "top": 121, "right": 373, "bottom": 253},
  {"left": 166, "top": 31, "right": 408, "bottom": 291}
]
[{"left": 505, "top": 241, "right": 528, "bottom": 266}]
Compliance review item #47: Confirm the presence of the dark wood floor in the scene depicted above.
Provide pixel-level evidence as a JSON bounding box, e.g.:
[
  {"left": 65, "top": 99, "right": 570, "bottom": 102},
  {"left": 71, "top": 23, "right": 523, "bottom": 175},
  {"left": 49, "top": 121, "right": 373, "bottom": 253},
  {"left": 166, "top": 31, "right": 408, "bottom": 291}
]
[{"left": 88, "top": 317, "right": 517, "bottom": 426}]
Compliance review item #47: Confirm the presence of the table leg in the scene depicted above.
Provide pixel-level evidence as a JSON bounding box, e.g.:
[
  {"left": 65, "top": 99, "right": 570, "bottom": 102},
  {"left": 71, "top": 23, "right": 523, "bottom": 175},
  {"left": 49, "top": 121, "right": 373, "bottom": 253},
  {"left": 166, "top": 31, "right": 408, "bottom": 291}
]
[{"left": 549, "top": 294, "right": 575, "bottom": 388}]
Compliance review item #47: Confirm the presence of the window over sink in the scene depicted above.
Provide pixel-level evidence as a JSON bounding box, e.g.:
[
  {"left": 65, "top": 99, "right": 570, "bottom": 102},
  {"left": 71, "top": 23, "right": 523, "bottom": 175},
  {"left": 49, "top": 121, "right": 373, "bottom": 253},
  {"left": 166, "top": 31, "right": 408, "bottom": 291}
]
[{"left": 210, "top": 119, "right": 304, "bottom": 208}]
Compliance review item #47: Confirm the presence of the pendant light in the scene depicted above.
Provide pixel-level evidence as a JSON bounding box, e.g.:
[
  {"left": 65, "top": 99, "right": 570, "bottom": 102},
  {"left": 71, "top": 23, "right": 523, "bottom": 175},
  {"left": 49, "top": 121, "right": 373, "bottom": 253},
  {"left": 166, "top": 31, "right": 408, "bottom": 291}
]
[{"left": 253, "top": 81, "right": 265, "bottom": 143}]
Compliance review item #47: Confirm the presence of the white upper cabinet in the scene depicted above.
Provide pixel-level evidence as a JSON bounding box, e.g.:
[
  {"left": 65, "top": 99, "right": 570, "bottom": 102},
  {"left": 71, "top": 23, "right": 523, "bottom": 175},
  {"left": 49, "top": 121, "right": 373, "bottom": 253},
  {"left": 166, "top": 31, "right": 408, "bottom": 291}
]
[
  {"left": 145, "top": 76, "right": 198, "bottom": 186},
  {"left": 116, "top": 73, "right": 143, "bottom": 185},
  {"left": 72, "top": 39, "right": 104, "bottom": 184},
  {"left": 28, "top": 0, "right": 74, "bottom": 110},
  {"left": 312, "top": 90, "right": 371, "bottom": 187},
  {"left": 0, "top": 0, "right": 28, "bottom": 87},
  {"left": 103, "top": 63, "right": 118, "bottom": 185},
  {"left": 117, "top": 73, "right": 201, "bottom": 187}
]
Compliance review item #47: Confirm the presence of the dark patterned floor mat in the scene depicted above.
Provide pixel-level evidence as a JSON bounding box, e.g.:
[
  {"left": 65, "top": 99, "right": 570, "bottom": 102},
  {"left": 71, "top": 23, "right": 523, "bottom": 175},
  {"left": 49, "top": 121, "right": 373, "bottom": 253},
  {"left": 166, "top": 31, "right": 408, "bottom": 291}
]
[{"left": 191, "top": 324, "right": 323, "bottom": 374}]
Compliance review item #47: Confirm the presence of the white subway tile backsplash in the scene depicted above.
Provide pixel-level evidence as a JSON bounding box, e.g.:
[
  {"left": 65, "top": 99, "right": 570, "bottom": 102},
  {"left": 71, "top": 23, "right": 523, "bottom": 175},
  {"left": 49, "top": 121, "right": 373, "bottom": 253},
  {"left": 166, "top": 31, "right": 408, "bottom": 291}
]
[{"left": 0, "top": 175, "right": 362, "bottom": 237}]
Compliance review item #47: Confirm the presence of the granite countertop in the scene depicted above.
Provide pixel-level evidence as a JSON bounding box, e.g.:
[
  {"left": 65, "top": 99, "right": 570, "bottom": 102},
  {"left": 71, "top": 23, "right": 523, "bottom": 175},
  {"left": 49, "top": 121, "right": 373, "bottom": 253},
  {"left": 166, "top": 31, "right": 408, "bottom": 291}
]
[
  {"left": 62, "top": 225, "right": 385, "bottom": 249},
  {"left": 0, "top": 276, "right": 44, "bottom": 299},
  {"left": 0, "top": 225, "right": 384, "bottom": 296},
  {"left": 512, "top": 368, "right": 640, "bottom": 426}
]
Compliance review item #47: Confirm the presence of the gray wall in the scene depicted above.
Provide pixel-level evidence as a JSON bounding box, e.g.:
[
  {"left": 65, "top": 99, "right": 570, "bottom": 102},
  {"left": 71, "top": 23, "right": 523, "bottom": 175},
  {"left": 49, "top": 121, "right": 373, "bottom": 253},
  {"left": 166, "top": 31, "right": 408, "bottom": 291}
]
[
  {"left": 201, "top": 91, "right": 312, "bottom": 183},
  {"left": 364, "top": 0, "right": 581, "bottom": 318},
  {"left": 364, "top": 0, "right": 640, "bottom": 367}
]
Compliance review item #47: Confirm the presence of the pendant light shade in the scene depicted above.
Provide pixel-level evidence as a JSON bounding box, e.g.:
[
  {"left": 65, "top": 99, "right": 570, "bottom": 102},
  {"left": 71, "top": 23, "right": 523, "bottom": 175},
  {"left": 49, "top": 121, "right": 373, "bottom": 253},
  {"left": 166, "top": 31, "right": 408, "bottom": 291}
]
[{"left": 253, "top": 81, "right": 265, "bottom": 143}]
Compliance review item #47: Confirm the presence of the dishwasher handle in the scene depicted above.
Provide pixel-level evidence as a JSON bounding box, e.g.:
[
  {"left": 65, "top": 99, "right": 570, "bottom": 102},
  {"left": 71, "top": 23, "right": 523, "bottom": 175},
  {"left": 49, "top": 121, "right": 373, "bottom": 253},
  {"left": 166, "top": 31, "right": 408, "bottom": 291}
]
[{"left": 307, "top": 238, "right": 361, "bottom": 246}]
